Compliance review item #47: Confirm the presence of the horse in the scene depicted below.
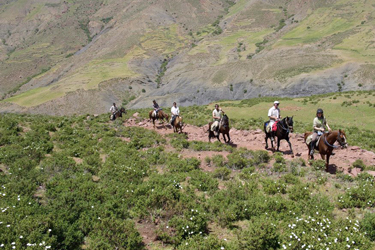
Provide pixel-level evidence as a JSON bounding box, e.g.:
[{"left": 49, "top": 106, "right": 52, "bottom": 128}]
[
  {"left": 304, "top": 129, "right": 347, "bottom": 169},
  {"left": 171, "top": 115, "right": 184, "bottom": 133},
  {"left": 208, "top": 114, "right": 231, "bottom": 143},
  {"left": 149, "top": 109, "right": 169, "bottom": 129},
  {"left": 264, "top": 116, "right": 294, "bottom": 154},
  {"left": 110, "top": 107, "right": 126, "bottom": 121}
]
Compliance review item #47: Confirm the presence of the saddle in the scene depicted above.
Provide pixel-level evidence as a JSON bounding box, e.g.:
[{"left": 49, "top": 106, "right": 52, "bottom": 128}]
[
  {"left": 272, "top": 121, "right": 278, "bottom": 132},
  {"left": 306, "top": 134, "right": 322, "bottom": 147}
]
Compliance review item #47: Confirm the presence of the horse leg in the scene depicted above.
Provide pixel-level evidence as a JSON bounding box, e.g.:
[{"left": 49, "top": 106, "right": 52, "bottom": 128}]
[
  {"left": 216, "top": 133, "right": 221, "bottom": 142},
  {"left": 222, "top": 133, "right": 227, "bottom": 143},
  {"left": 265, "top": 135, "right": 269, "bottom": 149},
  {"left": 326, "top": 154, "right": 330, "bottom": 170},
  {"left": 276, "top": 138, "right": 281, "bottom": 152},
  {"left": 287, "top": 139, "right": 293, "bottom": 155},
  {"left": 227, "top": 133, "right": 231, "bottom": 143}
]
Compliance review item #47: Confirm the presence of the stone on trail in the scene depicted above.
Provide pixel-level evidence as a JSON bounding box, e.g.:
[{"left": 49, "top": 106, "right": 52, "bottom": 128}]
[
  {"left": 254, "top": 129, "right": 263, "bottom": 134},
  {"left": 133, "top": 112, "right": 139, "bottom": 118}
]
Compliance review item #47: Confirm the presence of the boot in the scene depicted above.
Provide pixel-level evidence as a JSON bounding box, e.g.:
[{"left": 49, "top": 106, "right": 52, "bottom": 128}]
[{"left": 309, "top": 142, "right": 315, "bottom": 156}]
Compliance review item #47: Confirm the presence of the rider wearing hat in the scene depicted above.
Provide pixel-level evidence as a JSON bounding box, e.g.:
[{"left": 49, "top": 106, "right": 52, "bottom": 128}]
[
  {"left": 267, "top": 101, "right": 281, "bottom": 134},
  {"left": 310, "top": 108, "right": 332, "bottom": 156}
]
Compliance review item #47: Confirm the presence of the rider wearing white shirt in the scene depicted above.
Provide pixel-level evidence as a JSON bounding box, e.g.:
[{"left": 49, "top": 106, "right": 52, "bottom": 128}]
[
  {"left": 171, "top": 102, "right": 180, "bottom": 125},
  {"left": 267, "top": 101, "right": 280, "bottom": 132},
  {"left": 109, "top": 103, "right": 118, "bottom": 120}
]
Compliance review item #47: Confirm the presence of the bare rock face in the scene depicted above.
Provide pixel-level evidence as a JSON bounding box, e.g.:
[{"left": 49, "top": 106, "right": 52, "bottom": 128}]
[{"left": 88, "top": 21, "right": 102, "bottom": 37}]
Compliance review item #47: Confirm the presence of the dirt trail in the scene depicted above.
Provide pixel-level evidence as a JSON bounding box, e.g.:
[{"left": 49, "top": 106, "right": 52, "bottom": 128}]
[{"left": 124, "top": 116, "right": 375, "bottom": 176}]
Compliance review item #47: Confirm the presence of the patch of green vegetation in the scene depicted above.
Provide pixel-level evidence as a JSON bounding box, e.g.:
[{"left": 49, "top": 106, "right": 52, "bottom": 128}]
[
  {"left": 79, "top": 20, "right": 92, "bottom": 42},
  {"left": 275, "top": 3, "right": 360, "bottom": 48},
  {"left": 140, "top": 24, "right": 186, "bottom": 54},
  {"left": 101, "top": 16, "right": 113, "bottom": 24},
  {"left": 3, "top": 67, "right": 51, "bottom": 98},
  {"left": 4, "top": 86, "right": 65, "bottom": 107},
  {"left": 1, "top": 110, "right": 375, "bottom": 249},
  {"left": 156, "top": 58, "right": 169, "bottom": 88}
]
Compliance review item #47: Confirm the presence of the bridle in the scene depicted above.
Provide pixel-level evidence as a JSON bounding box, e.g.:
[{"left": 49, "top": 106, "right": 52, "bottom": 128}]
[
  {"left": 278, "top": 117, "right": 293, "bottom": 133},
  {"left": 324, "top": 131, "right": 347, "bottom": 148}
]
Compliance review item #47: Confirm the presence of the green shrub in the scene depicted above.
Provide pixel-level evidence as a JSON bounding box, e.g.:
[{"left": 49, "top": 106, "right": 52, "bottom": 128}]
[
  {"left": 87, "top": 218, "right": 143, "bottom": 249},
  {"left": 352, "top": 159, "right": 366, "bottom": 170},
  {"left": 189, "top": 170, "right": 218, "bottom": 192},
  {"left": 237, "top": 215, "right": 280, "bottom": 250},
  {"left": 311, "top": 159, "right": 326, "bottom": 171},
  {"left": 272, "top": 162, "right": 286, "bottom": 172},
  {"left": 211, "top": 154, "right": 225, "bottom": 167},
  {"left": 262, "top": 179, "right": 287, "bottom": 195},
  {"left": 213, "top": 167, "right": 231, "bottom": 180},
  {"left": 361, "top": 212, "right": 375, "bottom": 241},
  {"left": 288, "top": 184, "right": 311, "bottom": 201}
]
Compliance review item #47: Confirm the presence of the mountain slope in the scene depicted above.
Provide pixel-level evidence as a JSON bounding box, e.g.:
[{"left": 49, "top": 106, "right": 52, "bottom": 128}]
[{"left": 0, "top": 0, "right": 374, "bottom": 115}]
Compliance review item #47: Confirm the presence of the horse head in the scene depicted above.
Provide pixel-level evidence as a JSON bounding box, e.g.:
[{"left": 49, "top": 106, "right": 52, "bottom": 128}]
[
  {"left": 285, "top": 116, "right": 294, "bottom": 133},
  {"left": 120, "top": 107, "right": 126, "bottom": 114},
  {"left": 337, "top": 129, "right": 348, "bottom": 149},
  {"left": 221, "top": 114, "right": 229, "bottom": 128}
]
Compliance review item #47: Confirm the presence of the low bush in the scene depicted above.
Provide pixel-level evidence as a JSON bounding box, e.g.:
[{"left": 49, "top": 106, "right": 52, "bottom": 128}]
[
  {"left": 237, "top": 215, "right": 280, "bottom": 250},
  {"left": 213, "top": 167, "right": 231, "bottom": 180}
]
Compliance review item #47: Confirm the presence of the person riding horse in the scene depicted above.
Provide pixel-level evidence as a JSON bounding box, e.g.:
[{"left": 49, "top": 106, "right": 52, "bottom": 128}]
[
  {"left": 170, "top": 102, "right": 180, "bottom": 126},
  {"left": 266, "top": 101, "right": 281, "bottom": 140},
  {"left": 211, "top": 104, "right": 224, "bottom": 136},
  {"left": 153, "top": 100, "right": 161, "bottom": 118},
  {"left": 310, "top": 108, "right": 332, "bottom": 156},
  {"left": 109, "top": 103, "right": 118, "bottom": 121}
]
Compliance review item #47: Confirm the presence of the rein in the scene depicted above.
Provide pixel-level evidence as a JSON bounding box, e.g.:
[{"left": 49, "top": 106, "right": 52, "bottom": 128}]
[
  {"left": 278, "top": 118, "right": 290, "bottom": 133},
  {"left": 323, "top": 131, "right": 341, "bottom": 149}
]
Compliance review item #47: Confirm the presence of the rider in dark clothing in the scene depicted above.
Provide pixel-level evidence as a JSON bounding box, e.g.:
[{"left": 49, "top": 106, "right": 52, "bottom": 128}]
[{"left": 153, "top": 100, "right": 160, "bottom": 116}]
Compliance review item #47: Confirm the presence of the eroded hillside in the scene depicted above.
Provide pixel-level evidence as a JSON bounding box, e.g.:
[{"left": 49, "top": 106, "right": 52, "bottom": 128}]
[{"left": 1, "top": 0, "right": 375, "bottom": 115}]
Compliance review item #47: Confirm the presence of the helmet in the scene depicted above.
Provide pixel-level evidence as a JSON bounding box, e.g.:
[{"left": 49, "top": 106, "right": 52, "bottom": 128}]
[
  {"left": 317, "top": 108, "right": 323, "bottom": 114},
  {"left": 274, "top": 101, "right": 280, "bottom": 104}
]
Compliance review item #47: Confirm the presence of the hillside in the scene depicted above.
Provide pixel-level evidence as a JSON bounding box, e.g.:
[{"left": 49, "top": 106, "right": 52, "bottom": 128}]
[
  {"left": 1, "top": 110, "right": 375, "bottom": 249},
  {"left": 0, "top": 0, "right": 375, "bottom": 115}
]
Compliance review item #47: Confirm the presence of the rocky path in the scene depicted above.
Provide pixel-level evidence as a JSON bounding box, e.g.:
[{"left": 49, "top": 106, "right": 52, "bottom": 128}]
[{"left": 124, "top": 116, "right": 375, "bottom": 177}]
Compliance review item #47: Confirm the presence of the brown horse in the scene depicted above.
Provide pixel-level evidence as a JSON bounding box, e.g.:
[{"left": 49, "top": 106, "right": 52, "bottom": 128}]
[
  {"left": 149, "top": 109, "right": 169, "bottom": 129},
  {"left": 208, "top": 114, "right": 231, "bottom": 143},
  {"left": 110, "top": 107, "right": 126, "bottom": 121},
  {"left": 172, "top": 116, "right": 184, "bottom": 133},
  {"left": 304, "top": 130, "right": 348, "bottom": 169}
]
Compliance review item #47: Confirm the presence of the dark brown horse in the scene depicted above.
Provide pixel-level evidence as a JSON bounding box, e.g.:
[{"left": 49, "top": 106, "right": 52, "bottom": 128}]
[
  {"left": 110, "top": 107, "right": 126, "bottom": 121},
  {"left": 208, "top": 114, "right": 231, "bottom": 143},
  {"left": 149, "top": 109, "right": 169, "bottom": 129},
  {"left": 171, "top": 116, "right": 184, "bottom": 133},
  {"left": 304, "top": 130, "right": 348, "bottom": 169},
  {"left": 264, "top": 116, "right": 294, "bottom": 154}
]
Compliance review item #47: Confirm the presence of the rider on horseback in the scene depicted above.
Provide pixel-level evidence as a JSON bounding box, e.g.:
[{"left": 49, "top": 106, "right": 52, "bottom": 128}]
[
  {"left": 109, "top": 103, "right": 118, "bottom": 120},
  {"left": 267, "top": 101, "right": 281, "bottom": 140},
  {"left": 170, "top": 102, "right": 180, "bottom": 126},
  {"left": 212, "top": 104, "right": 224, "bottom": 136},
  {"left": 153, "top": 100, "right": 160, "bottom": 117},
  {"left": 309, "top": 108, "right": 332, "bottom": 156}
]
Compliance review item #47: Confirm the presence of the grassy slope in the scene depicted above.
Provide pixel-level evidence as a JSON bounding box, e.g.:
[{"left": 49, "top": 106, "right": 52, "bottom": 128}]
[
  {"left": 274, "top": 0, "right": 375, "bottom": 63},
  {"left": 220, "top": 91, "right": 375, "bottom": 131}
]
